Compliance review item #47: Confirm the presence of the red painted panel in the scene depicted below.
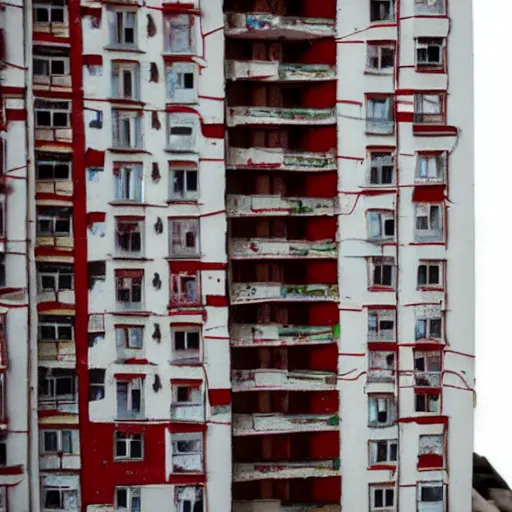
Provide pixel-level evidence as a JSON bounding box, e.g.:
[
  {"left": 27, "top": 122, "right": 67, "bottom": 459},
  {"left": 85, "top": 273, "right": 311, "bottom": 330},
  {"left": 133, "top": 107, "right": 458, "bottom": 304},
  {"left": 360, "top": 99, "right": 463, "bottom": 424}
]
[
  {"left": 310, "top": 477, "right": 341, "bottom": 503},
  {"left": 309, "top": 343, "right": 338, "bottom": 372},
  {"left": 302, "top": 82, "right": 336, "bottom": 110},
  {"left": 301, "top": 39, "right": 336, "bottom": 65},
  {"left": 301, "top": 0, "right": 336, "bottom": 19},
  {"left": 306, "top": 261, "right": 337, "bottom": 284},
  {"left": 308, "top": 391, "right": 338, "bottom": 414},
  {"left": 417, "top": 453, "right": 443, "bottom": 469},
  {"left": 305, "top": 217, "right": 337, "bottom": 242},
  {"left": 309, "top": 431, "right": 339, "bottom": 458},
  {"left": 299, "top": 127, "right": 336, "bottom": 153},
  {"left": 208, "top": 389, "right": 231, "bottom": 406},
  {"left": 412, "top": 185, "right": 446, "bottom": 202},
  {"left": 206, "top": 295, "right": 228, "bottom": 307},
  {"left": 304, "top": 171, "right": 337, "bottom": 198},
  {"left": 307, "top": 303, "right": 338, "bottom": 325},
  {"left": 85, "top": 149, "right": 105, "bottom": 167}
]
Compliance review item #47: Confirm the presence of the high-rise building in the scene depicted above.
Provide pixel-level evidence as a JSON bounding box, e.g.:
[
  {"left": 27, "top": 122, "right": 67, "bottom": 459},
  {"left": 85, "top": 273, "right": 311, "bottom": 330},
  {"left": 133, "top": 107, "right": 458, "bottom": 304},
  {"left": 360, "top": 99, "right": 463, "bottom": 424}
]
[{"left": 0, "top": 0, "right": 474, "bottom": 510}]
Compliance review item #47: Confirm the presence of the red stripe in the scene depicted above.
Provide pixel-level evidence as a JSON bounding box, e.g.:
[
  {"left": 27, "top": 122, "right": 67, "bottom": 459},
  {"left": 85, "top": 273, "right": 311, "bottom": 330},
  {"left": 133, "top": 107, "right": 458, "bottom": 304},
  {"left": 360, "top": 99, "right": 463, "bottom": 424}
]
[
  {"left": 206, "top": 295, "right": 228, "bottom": 307},
  {"left": 5, "top": 110, "right": 26, "bottom": 121},
  {"left": 396, "top": 112, "right": 413, "bottom": 123}
]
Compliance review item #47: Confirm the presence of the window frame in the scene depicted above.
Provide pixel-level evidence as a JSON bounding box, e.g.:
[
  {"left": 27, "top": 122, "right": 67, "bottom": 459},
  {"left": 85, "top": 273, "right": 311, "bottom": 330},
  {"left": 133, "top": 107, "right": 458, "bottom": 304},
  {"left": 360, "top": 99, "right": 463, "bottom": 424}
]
[
  {"left": 115, "top": 218, "right": 144, "bottom": 254},
  {"left": 38, "top": 265, "right": 74, "bottom": 292},
  {"left": 416, "top": 152, "right": 446, "bottom": 183},
  {"left": 368, "top": 309, "right": 396, "bottom": 341},
  {"left": 112, "top": 62, "right": 140, "bottom": 100},
  {"left": 369, "top": 439, "right": 398, "bottom": 465},
  {"left": 369, "top": 257, "right": 395, "bottom": 289},
  {"left": 369, "top": 151, "right": 395, "bottom": 186},
  {"left": 115, "top": 325, "right": 144, "bottom": 349},
  {"left": 169, "top": 218, "right": 200, "bottom": 257},
  {"left": 172, "top": 327, "right": 201, "bottom": 359},
  {"left": 170, "top": 272, "right": 200, "bottom": 306},
  {"left": 167, "top": 114, "right": 199, "bottom": 152},
  {"left": 415, "top": 37, "right": 446, "bottom": 70},
  {"left": 112, "top": 109, "right": 143, "bottom": 149},
  {"left": 35, "top": 99, "right": 71, "bottom": 129},
  {"left": 368, "top": 395, "right": 395, "bottom": 427},
  {"left": 35, "top": 157, "right": 71, "bottom": 181},
  {"left": 169, "top": 167, "right": 199, "bottom": 201},
  {"left": 369, "top": 485, "right": 395, "bottom": 511},
  {"left": 114, "top": 431, "right": 144, "bottom": 461},
  {"left": 38, "top": 315, "right": 74, "bottom": 342},
  {"left": 417, "top": 260, "right": 443, "bottom": 289},
  {"left": 33, "top": 53, "right": 70, "bottom": 79},
  {"left": 414, "top": 203, "right": 443, "bottom": 242},
  {"left": 33, "top": 1, "right": 67, "bottom": 25},
  {"left": 116, "top": 379, "right": 144, "bottom": 418},
  {"left": 115, "top": 486, "right": 141, "bottom": 512},
  {"left": 36, "top": 208, "right": 72, "bottom": 237},
  {"left": 113, "top": 165, "right": 143, "bottom": 202},
  {"left": 413, "top": 93, "right": 446, "bottom": 124},
  {"left": 414, "top": 0, "right": 446, "bottom": 15},
  {"left": 115, "top": 273, "right": 143, "bottom": 304},
  {"left": 366, "top": 42, "right": 395, "bottom": 71},
  {"left": 415, "top": 392, "right": 441, "bottom": 413},
  {"left": 415, "top": 316, "right": 443, "bottom": 341},
  {"left": 166, "top": 62, "right": 198, "bottom": 104},
  {"left": 41, "top": 429, "right": 73, "bottom": 454},
  {"left": 40, "top": 372, "right": 76, "bottom": 400},
  {"left": 418, "top": 481, "right": 445, "bottom": 505},
  {"left": 110, "top": 10, "right": 137, "bottom": 47},
  {"left": 42, "top": 486, "right": 78, "bottom": 511},
  {"left": 367, "top": 211, "right": 395, "bottom": 241},
  {"left": 164, "top": 14, "right": 198, "bottom": 55}
]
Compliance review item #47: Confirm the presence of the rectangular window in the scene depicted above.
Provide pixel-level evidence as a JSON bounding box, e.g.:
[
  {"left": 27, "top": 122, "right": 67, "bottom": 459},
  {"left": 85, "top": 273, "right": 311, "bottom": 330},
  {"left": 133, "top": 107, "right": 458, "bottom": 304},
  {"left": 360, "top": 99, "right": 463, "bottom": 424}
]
[
  {"left": 35, "top": 152, "right": 71, "bottom": 180},
  {"left": 366, "top": 96, "right": 394, "bottom": 134},
  {"left": 414, "top": 204, "right": 443, "bottom": 242},
  {"left": 116, "top": 219, "right": 143, "bottom": 253},
  {"left": 34, "top": 0, "right": 66, "bottom": 24},
  {"left": 367, "top": 43, "right": 394, "bottom": 71},
  {"left": 116, "top": 326, "right": 144, "bottom": 349},
  {"left": 370, "top": 257, "right": 395, "bottom": 288},
  {"left": 172, "top": 328, "right": 201, "bottom": 359},
  {"left": 367, "top": 211, "right": 395, "bottom": 241},
  {"left": 169, "top": 167, "right": 199, "bottom": 201},
  {"left": 112, "top": 62, "right": 140, "bottom": 100},
  {"left": 168, "top": 114, "right": 198, "bottom": 152},
  {"left": 43, "top": 486, "right": 79, "bottom": 511},
  {"left": 416, "top": 153, "right": 446, "bottom": 182},
  {"left": 368, "top": 395, "right": 395, "bottom": 427},
  {"left": 167, "top": 63, "right": 197, "bottom": 103},
  {"left": 171, "top": 272, "right": 200, "bottom": 306},
  {"left": 116, "top": 379, "right": 144, "bottom": 419},
  {"left": 35, "top": 99, "right": 70, "bottom": 128},
  {"left": 414, "top": 93, "right": 445, "bottom": 124},
  {"left": 415, "top": 392, "right": 440, "bottom": 413},
  {"left": 110, "top": 11, "right": 137, "bottom": 46},
  {"left": 419, "top": 435, "right": 444, "bottom": 456},
  {"left": 112, "top": 110, "right": 143, "bottom": 149},
  {"left": 369, "top": 152, "right": 394, "bottom": 185},
  {"left": 38, "top": 315, "right": 74, "bottom": 342},
  {"left": 370, "top": 440, "right": 398, "bottom": 465},
  {"left": 115, "top": 487, "right": 141, "bottom": 512},
  {"left": 414, "top": 352, "right": 442, "bottom": 373},
  {"left": 415, "top": 0, "right": 446, "bottom": 15},
  {"left": 368, "top": 351, "right": 395, "bottom": 382},
  {"left": 88, "top": 369, "right": 105, "bottom": 402},
  {"left": 175, "top": 487, "right": 204, "bottom": 512},
  {"left": 114, "top": 432, "right": 143, "bottom": 460},
  {"left": 114, "top": 165, "right": 143, "bottom": 202},
  {"left": 172, "top": 433, "right": 203, "bottom": 472},
  {"left": 370, "top": 485, "right": 395, "bottom": 510},
  {"left": 368, "top": 310, "right": 395, "bottom": 341},
  {"left": 419, "top": 482, "right": 444, "bottom": 506},
  {"left": 370, "top": 0, "right": 394, "bottom": 22},
  {"left": 417, "top": 261, "right": 442, "bottom": 288},
  {"left": 169, "top": 218, "right": 200, "bottom": 257},
  {"left": 115, "top": 271, "right": 143, "bottom": 304},
  {"left": 37, "top": 207, "right": 72, "bottom": 237},
  {"left": 415, "top": 317, "right": 442, "bottom": 341},
  {"left": 33, "top": 47, "right": 70, "bottom": 79},
  {"left": 164, "top": 14, "right": 196, "bottom": 54},
  {"left": 39, "top": 369, "right": 76, "bottom": 401},
  {"left": 37, "top": 264, "right": 73, "bottom": 292},
  {"left": 416, "top": 38, "right": 445, "bottom": 69},
  {"left": 41, "top": 429, "right": 73, "bottom": 454}
]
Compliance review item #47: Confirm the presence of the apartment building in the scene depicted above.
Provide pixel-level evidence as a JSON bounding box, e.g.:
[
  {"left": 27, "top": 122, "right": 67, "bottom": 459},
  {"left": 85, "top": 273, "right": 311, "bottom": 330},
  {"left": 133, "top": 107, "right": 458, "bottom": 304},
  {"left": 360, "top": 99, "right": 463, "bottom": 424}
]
[{"left": 0, "top": 0, "right": 473, "bottom": 510}]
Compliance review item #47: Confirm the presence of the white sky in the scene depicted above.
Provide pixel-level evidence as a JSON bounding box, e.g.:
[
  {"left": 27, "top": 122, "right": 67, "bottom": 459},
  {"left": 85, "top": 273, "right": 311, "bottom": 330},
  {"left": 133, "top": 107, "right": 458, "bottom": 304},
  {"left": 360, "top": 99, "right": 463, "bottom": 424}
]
[{"left": 474, "top": 0, "right": 512, "bottom": 485}]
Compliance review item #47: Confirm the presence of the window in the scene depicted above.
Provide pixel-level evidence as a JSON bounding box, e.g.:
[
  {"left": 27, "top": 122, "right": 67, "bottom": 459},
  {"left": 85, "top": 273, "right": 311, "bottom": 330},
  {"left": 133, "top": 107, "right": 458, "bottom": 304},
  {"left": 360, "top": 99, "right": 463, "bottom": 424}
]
[
  {"left": 414, "top": 204, "right": 442, "bottom": 242},
  {"left": 37, "top": 207, "right": 72, "bottom": 236},
  {"left": 370, "top": 485, "right": 395, "bottom": 511},
  {"left": 88, "top": 369, "right": 105, "bottom": 401},
  {"left": 112, "top": 110, "right": 143, "bottom": 149},
  {"left": 416, "top": 38, "right": 445, "bottom": 69},
  {"left": 368, "top": 310, "right": 395, "bottom": 341},
  {"left": 167, "top": 63, "right": 197, "bottom": 103},
  {"left": 419, "top": 435, "right": 444, "bottom": 457},
  {"left": 164, "top": 14, "right": 197, "bottom": 54},
  {"left": 43, "top": 486, "right": 78, "bottom": 511},
  {"left": 368, "top": 211, "right": 395, "bottom": 241},
  {"left": 419, "top": 482, "right": 444, "bottom": 508},
  {"left": 36, "top": 153, "right": 71, "bottom": 180},
  {"left": 115, "top": 271, "right": 143, "bottom": 305},
  {"left": 112, "top": 62, "right": 140, "bottom": 100},
  {"left": 172, "top": 328, "right": 201, "bottom": 359},
  {"left": 367, "top": 43, "right": 394, "bottom": 71},
  {"left": 415, "top": 317, "right": 442, "bottom": 341},
  {"left": 0, "top": 439, "right": 5, "bottom": 466},
  {"left": 37, "top": 264, "right": 73, "bottom": 292},
  {"left": 169, "top": 218, "right": 200, "bottom": 257},
  {"left": 169, "top": 167, "right": 199, "bottom": 201},
  {"left": 110, "top": 11, "right": 137, "bottom": 47},
  {"left": 114, "top": 432, "right": 143, "bottom": 460},
  {"left": 370, "top": 0, "right": 394, "bottom": 22},
  {"left": 33, "top": 47, "right": 69, "bottom": 79},
  {"left": 116, "top": 219, "right": 143, "bottom": 253},
  {"left": 88, "top": 109, "right": 103, "bottom": 129},
  {"left": 34, "top": 0, "right": 66, "bottom": 24},
  {"left": 115, "top": 487, "right": 141, "bottom": 512},
  {"left": 369, "top": 152, "right": 394, "bottom": 185},
  {"left": 41, "top": 429, "right": 73, "bottom": 454},
  {"left": 416, "top": 153, "right": 446, "bottom": 182},
  {"left": 172, "top": 433, "right": 203, "bottom": 472},
  {"left": 414, "top": 93, "right": 445, "bottom": 124},
  {"left": 116, "top": 379, "right": 144, "bottom": 419},
  {"left": 38, "top": 315, "right": 73, "bottom": 342},
  {"left": 39, "top": 369, "right": 76, "bottom": 401},
  {"left": 116, "top": 326, "right": 144, "bottom": 349},
  {"left": 368, "top": 351, "right": 395, "bottom": 382},
  {"left": 366, "top": 96, "right": 394, "bottom": 134},
  {"left": 370, "top": 257, "right": 395, "bottom": 288},
  {"left": 368, "top": 395, "right": 395, "bottom": 427},
  {"left": 415, "top": 392, "right": 440, "bottom": 413},
  {"left": 414, "top": 351, "right": 442, "bottom": 386},
  {"left": 35, "top": 99, "right": 70, "bottom": 128},
  {"left": 168, "top": 115, "right": 198, "bottom": 152},
  {"left": 174, "top": 384, "right": 202, "bottom": 405},
  {"left": 171, "top": 272, "right": 200, "bottom": 306},
  {"left": 370, "top": 440, "right": 398, "bottom": 465},
  {"left": 415, "top": 0, "right": 446, "bottom": 15},
  {"left": 175, "top": 486, "right": 204, "bottom": 512},
  {"left": 114, "top": 165, "right": 143, "bottom": 202},
  {"left": 417, "top": 261, "right": 442, "bottom": 288}
]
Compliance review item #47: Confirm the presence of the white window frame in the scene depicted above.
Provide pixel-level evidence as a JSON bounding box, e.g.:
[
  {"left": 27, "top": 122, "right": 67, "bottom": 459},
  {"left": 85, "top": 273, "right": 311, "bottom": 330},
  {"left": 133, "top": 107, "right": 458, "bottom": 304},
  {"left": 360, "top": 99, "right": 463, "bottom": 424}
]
[
  {"left": 116, "top": 275, "right": 143, "bottom": 304},
  {"left": 366, "top": 43, "right": 394, "bottom": 71},
  {"left": 368, "top": 310, "right": 395, "bottom": 341},
  {"left": 418, "top": 482, "right": 445, "bottom": 507},
  {"left": 38, "top": 266, "right": 73, "bottom": 292},
  {"left": 175, "top": 487, "right": 204, "bottom": 512},
  {"left": 173, "top": 384, "right": 202, "bottom": 405},
  {"left": 417, "top": 261, "right": 442, "bottom": 288},
  {"left": 370, "top": 0, "right": 394, "bottom": 22},
  {"left": 416, "top": 153, "right": 446, "bottom": 182},
  {"left": 370, "top": 258, "right": 395, "bottom": 288},
  {"left": 114, "top": 165, "right": 143, "bottom": 202},
  {"left": 172, "top": 433, "right": 203, "bottom": 459},
  {"left": 110, "top": 11, "right": 137, "bottom": 47},
  {"left": 169, "top": 218, "right": 200, "bottom": 257},
  {"left": 116, "top": 219, "right": 143, "bottom": 254},
  {"left": 369, "top": 439, "right": 398, "bottom": 465},
  {"left": 112, "top": 110, "right": 143, "bottom": 149},
  {"left": 415, "top": 393, "right": 440, "bottom": 413},
  {"left": 115, "top": 487, "right": 141, "bottom": 512},
  {"left": 115, "top": 326, "right": 144, "bottom": 349},
  {"left": 414, "top": 351, "right": 442, "bottom": 374},
  {"left": 164, "top": 14, "right": 198, "bottom": 55},
  {"left": 33, "top": 53, "right": 70, "bottom": 78},
  {"left": 414, "top": 93, "right": 444, "bottom": 124},
  {"left": 367, "top": 97, "right": 393, "bottom": 122},
  {"left": 38, "top": 317, "right": 73, "bottom": 342},
  {"left": 116, "top": 379, "right": 144, "bottom": 418},
  {"left": 171, "top": 272, "right": 200, "bottom": 305},
  {"left": 35, "top": 99, "right": 71, "bottom": 128},
  {"left": 167, "top": 114, "right": 199, "bottom": 152},
  {"left": 36, "top": 158, "right": 71, "bottom": 181},
  {"left": 42, "top": 486, "right": 79, "bottom": 511},
  {"left": 37, "top": 209, "right": 72, "bottom": 236},
  {"left": 369, "top": 152, "right": 394, "bottom": 185},
  {"left": 416, "top": 38, "right": 445, "bottom": 68},
  {"left": 415, "top": 317, "right": 443, "bottom": 341},
  {"left": 368, "top": 395, "right": 395, "bottom": 427},
  {"left": 169, "top": 167, "right": 199, "bottom": 201},
  {"left": 41, "top": 429, "right": 73, "bottom": 454},
  {"left": 368, "top": 351, "right": 395, "bottom": 382},
  {"left": 40, "top": 372, "right": 75, "bottom": 400},
  {"left": 172, "top": 328, "right": 201, "bottom": 358},
  {"left": 167, "top": 62, "right": 197, "bottom": 104},
  {"left": 414, "top": 204, "right": 443, "bottom": 241},
  {"left": 367, "top": 211, "right": 395, "bottom": 241},
  {"left": 114, "top": 432, "right": 143, "bottom": 460},
  {"left": 112, "top": 62, "right": 140, "bottom": 100},
  {"left": 34, "top": 1, "right": 67, "bottom": 24},
  {"left": 370, "top": 485, "right": 395, "bottom": 511},
  {"left": 414, "top": 0, "right": 446, "bottom": 15}
]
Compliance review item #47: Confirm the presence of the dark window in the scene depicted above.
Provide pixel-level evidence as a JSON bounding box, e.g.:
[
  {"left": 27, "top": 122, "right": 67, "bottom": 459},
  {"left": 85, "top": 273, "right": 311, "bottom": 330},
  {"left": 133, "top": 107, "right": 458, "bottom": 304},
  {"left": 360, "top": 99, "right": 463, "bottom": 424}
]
[
  {"left": 177, "top": 387, "right": 189, "bottom": 402},
  {"left": 184, "top": 73, "right": 194, "bottom": 89},
  {"left": 421, "top": 485, "right": 443, "bottom": 502},
  {"left": 174, "top": 331, "right": 185, "bottom": 350}
]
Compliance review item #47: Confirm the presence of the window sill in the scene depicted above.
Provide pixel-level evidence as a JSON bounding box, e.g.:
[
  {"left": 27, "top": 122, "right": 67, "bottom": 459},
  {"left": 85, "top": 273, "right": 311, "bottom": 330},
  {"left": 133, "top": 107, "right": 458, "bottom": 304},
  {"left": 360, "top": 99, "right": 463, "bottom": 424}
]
[
  {"left": 166, "top": 254, "right": 202, "bottom": 260},
  {"left": 364, "top": 68, "right": 394, "bottom": 76},
  {"left": 164, "top": 148, "right": 199, "bottom": 154},
  {"left": 109, "top": 201, "right": 147, "bottom": 206},
  {"left": 108, "top": 147, "right": 149, "bottom": 154},
  {"left": 114, "top": 457, "right": 144, "bottom": 463},
  {"left": 368, "top": 286, "right": 395, "bottom": 292},
  {"left": 368, "top": 463, "right": 396, "bottom": 471},
  {"left": 368, "top": 238, "right": 396, "bottom": 244},
  {"left": 368, "top": 19, "right": 396, "bottom": 25},
  {"left": 104, "top": 45, "right": 145, "bottom": 54},
  {"left": 412, "top": 124, "right": 457, "bottom": 136},
  {"left": 108, "top": 97, "right": 144, "bottom": 107},
  {"left": 166, "top": 199, "right": 200, "bottom": 205},
  {"left": 417, "top": 286, "right": 444, "bottom": 292},
  {"left": 112, "top": 256, "right": 153, "bottom": 262},
  {"left": 415, "top": 66, "right": 446, "bottom": 74}
]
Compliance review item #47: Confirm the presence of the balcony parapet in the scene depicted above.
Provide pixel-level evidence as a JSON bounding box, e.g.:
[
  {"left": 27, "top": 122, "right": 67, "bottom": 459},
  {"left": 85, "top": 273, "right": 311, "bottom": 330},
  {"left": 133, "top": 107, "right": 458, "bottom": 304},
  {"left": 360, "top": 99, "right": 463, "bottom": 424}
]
[
  {"left": 233, "top": 501, "right": 341, "bottom": 512},
  {"left": 230, "top": 283, "right": 339, "bottom": 305},
  {"left": 230, "top": 239, "right": 337, "bottom": 260},
  {"left": 232, "top": 369, "right": 337, "bottom": 392},
  {"left": 227, "top": 106, "right": 336, "bottom": 127},
  {"left": 414, "top": 371, "right": 441, "bottom": 387}
]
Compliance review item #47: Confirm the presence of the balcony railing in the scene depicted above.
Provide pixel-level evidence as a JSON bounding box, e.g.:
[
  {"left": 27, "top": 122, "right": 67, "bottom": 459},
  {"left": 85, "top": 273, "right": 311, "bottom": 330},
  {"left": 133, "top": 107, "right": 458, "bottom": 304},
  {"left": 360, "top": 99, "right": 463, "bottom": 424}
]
[
  {"left": 233, "top": 413, "right": 339, "bottom": 435},
  {"left": 226, "top": 60, "right": 336, "bottom": 82},
  {"left": 231, "top": 324, "right": 338, "bottom": 347},
  {"left": 38, "top": 395, "right": 78, "bottom": 414},
  {"left": 230, "top": 283, "right": 339, "bottom": 305},
  {"left": 227, "top": 147, "right": 337, "bottom": 171},
  {"left": 38, "top": 341, "right": 76, "bottom": 363},
  {"left": 367, "top": 368, "right": 395, "bottom": 383},
  {"left": 225, "top": 13, "right": 335, "bottom": 39},
  {"left": 233, "top": 502, "right": 341, "bottom": 512},
  {"left": 37, "top": 290, "right": 75, "bottom": 306},
  {"left": 170, "top": 403, "right": 205, "bottom": 422},
  {"left": 230, "top": 239, "right": 337, "bottom": 259},
  {"left": 227, "top": 195, "right": 337, "bottom": 217},
  {"left": 172, "top": 453, "right": 203, "bottom": 473},
  {"left": 227, "top": 106, "right": 336, "bottom": 127},
  {"left": 232, "top": 369, "right": 337, "bottom": 392},
  {"left": 414, "top": 371, "right": 441, "bottom": 387},
  {"left": 233, "top": 459, "right": 340, "bottom": 482}
]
